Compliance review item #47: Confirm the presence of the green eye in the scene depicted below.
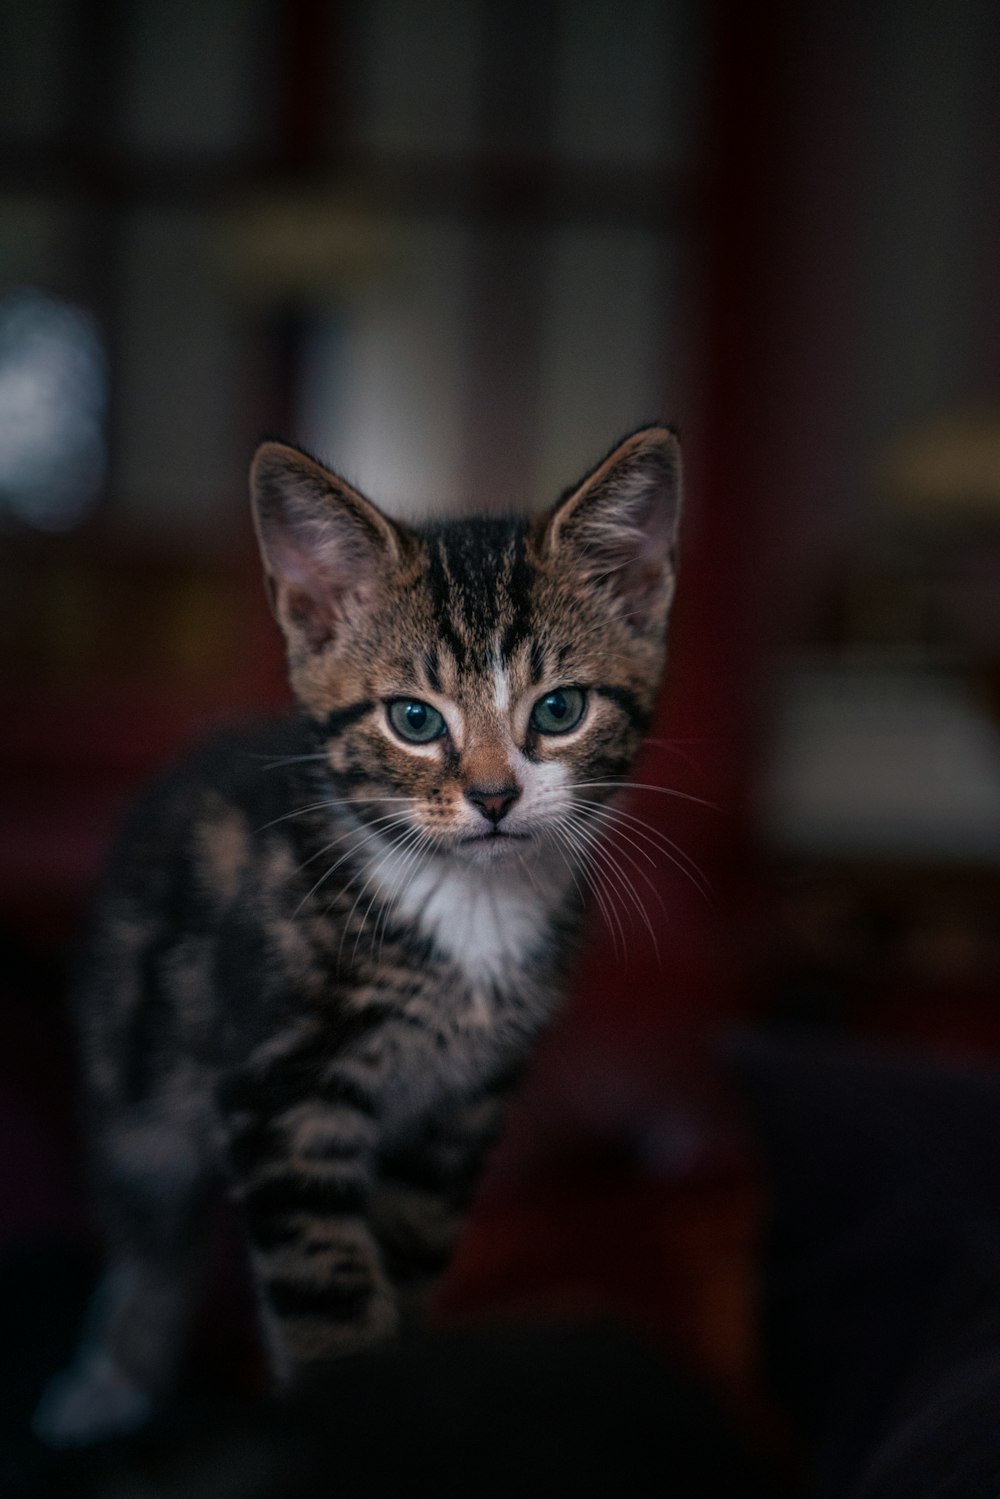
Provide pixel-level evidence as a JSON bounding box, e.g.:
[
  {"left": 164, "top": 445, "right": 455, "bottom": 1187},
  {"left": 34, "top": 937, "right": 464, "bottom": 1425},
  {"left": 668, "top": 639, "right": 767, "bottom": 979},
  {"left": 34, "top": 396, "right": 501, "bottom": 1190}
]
[
  {"left": 530, "top": 687, "right": 586, "bottom": 735},
  {"left": 388, "top": 698, "right": 446, "bottom": 744}
]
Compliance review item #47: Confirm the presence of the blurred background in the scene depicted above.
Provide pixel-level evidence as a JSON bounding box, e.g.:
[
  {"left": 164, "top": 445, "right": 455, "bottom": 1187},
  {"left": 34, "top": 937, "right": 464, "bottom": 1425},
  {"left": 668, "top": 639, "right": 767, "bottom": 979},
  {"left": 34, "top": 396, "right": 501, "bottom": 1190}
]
[{"left": 2, "top": 0, "right": 1000, "bottom": 1489}]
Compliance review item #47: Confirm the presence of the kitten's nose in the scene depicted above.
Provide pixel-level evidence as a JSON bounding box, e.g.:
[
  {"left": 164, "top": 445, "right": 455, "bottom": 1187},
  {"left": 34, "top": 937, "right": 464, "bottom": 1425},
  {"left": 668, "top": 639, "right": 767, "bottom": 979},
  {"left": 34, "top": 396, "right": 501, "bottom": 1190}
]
[{"left": 465, "top": 783, "right": 521, "bottom": 826}]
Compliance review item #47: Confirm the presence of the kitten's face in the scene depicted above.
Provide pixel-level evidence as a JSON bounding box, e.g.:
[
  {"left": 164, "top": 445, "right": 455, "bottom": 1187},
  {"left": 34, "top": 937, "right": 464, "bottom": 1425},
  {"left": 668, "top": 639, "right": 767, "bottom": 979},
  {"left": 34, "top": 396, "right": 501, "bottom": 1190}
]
[{"left": 252, "top": 430, "right": 681, "bottom": 870}]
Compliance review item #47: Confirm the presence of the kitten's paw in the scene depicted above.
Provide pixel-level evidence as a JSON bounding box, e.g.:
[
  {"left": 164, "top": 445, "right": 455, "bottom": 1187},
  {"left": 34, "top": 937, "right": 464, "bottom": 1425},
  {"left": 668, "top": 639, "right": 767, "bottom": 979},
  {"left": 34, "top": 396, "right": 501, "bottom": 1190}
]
[{"left": 32, "top": 1353, "right": 154, "bottom": 1448}]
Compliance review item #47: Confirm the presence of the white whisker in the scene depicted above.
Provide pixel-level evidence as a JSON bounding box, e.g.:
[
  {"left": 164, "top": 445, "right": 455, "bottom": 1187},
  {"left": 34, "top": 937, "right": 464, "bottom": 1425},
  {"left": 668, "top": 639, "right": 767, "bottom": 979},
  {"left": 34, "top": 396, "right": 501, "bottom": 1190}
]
[
  {"left": 292, "top": 809, "right": 414, "bottom": 880},
  {"left": 338, "top": 824, "right": 424, "bottom": 968},
  {"left": 293, "top": 812, "right": 416, "bottom": 915},
  {"left": 369, "top": 826, "right": 433, "bottom": 964},
  {"left": 638, "top": 739, "right": 709, "bottom": 776},
  {"left": 590, "top": 838, "right": 661, "bottom": 961},
  {"left": 558, "top": 813, "right": 660, "bottom": 960},
  {"left": 574, "top": 780, "right": 719, "bottom": 810},
  {"left": 547, "top": 814, "right": 625, "bottom": 962},
  {"left": 373, "top": 824, "right": 441, "bottom": 962},
  {"left": 574, "top": 800, "right": 714, "bottom": 905},
  {"left": 254, "top": 795, "right": 417, "bottom": 836},
  {"left": 570, "top": 812, "right": 669, "bottom": 920},
  {"left": 245, "top": 751, "right": 331, "bottom": 769}
]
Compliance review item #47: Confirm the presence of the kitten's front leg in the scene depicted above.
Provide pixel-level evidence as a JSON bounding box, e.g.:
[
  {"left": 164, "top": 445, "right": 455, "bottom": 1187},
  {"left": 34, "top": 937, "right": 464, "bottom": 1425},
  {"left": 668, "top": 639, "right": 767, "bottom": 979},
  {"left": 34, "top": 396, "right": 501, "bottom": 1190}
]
[
  {"left": 372, "top": 1088, "right": 513, "bottom": 1325},
  {"left": 220, "top": 1062, "right": 398, "bottom": 1385}
]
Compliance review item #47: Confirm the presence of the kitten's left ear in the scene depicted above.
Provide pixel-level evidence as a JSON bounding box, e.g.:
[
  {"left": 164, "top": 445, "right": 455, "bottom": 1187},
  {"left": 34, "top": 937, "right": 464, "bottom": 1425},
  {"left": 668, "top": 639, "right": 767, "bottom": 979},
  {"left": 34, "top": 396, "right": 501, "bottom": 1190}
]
[
  {"left": 540, "top": 426, "right": 682, "bottom": 629},
  {"left": 250, "top": 442, "right": 406, "bottom": 657}
]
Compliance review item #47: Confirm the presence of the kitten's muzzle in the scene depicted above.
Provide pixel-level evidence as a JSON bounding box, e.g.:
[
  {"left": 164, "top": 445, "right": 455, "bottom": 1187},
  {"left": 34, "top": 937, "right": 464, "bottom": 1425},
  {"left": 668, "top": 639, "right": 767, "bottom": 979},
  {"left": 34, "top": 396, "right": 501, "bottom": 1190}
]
[{"left": 464, "top": 783, "right": 521, "bottom": 826}]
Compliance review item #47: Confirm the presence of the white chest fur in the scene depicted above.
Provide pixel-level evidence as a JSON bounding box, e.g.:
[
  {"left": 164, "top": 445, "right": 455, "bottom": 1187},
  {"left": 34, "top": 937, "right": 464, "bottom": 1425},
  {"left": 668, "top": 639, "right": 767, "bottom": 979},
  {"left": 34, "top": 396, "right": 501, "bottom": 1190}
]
[{"left": 364, "top": 840, "right": 567, "bottom": 996}]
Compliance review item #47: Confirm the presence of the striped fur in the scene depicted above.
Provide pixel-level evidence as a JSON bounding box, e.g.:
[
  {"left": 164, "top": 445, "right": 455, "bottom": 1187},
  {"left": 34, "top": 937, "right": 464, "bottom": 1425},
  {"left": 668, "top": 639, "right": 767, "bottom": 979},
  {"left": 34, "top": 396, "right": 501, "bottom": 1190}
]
[{"left": 34, "top": 426, "right": 682, "bottom": 1445}]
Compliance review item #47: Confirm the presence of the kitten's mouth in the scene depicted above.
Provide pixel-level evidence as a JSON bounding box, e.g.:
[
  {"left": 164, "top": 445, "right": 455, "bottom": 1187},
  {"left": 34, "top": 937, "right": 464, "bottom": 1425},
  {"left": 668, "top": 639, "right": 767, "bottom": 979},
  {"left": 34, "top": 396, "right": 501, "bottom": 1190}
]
[{"left": 458, "top": 829, "right": 531, "bottom": 847}]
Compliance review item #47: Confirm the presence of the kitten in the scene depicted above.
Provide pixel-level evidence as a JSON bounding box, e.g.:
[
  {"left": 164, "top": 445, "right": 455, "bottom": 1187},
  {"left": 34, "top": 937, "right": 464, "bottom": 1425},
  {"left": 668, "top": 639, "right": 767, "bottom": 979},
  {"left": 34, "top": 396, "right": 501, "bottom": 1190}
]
[{"left": 33, "top": 426, "right": 682, "bottom": 1446}]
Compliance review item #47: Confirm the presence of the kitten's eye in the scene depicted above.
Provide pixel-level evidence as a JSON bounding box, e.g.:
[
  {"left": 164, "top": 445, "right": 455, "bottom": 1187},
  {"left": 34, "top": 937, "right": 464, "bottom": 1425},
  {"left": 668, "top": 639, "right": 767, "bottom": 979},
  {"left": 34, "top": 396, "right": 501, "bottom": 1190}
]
[
  {"left": 530, "top": 687, "right": 586, "bottom": 735},
  {"left": 388, "top": 698, "right": 446, "bottom": 744}
]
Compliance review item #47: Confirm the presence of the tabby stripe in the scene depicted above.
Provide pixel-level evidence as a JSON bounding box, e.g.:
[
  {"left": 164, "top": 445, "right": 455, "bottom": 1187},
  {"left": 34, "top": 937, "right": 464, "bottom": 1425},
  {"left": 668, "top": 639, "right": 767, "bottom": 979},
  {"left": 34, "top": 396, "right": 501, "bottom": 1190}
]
[
  {"left": 221, "top": 1043, "right": 379, "bottom": 1120},
  {"left": 248, "top": 1217, "right": 301, "bottom": 1250},
  {"left": 590, "top": 752, "right": 633, "bottom": 779},
  {"left": 316, "top": 701, "right": 376, "bottom": 740},
  {"left": 327, "top": 762, "right": 377, "bottom": 791},
  {"left": 380, "top": 1156, "right": 482, "bottom": 1203},
  {"left": 297, "top": 1135, "right": 366, "bottom": 1162},
  {"left": 592, "top": 684, "right": 650, "bottom": 732},
  {"left": 498, "top": 533, "right": 533, "bottom": 660},
  {"left": 425, "top": 540, "right": 468, "bottom": 668},
  {"left": 244, "top": 1174, "right": 367, "bottom": 1224},
  {"left": 311, "top": 999, "right": 418, "bottom": 1048},
  {"left": 379, "top": 1240, "right": 453, "bottom": 1282},
  {"left": 264, "top": 1277, "right": 373, "bottom": 1321},
  {"left": 229, "top": 1118, "right": 368, "bottom": 1173},
  {"left": 319, "top": 1073, "right": 379, "bottom": 1114},
  {"left": 220, "top": 1068, "right": 323, "bottom": 1116},
  {"left": 227, "top": 1116, "right": 280, "bottom": 1172},
  {"left": 218, "top": 1034, "right": 331, "bottom": 1106}
]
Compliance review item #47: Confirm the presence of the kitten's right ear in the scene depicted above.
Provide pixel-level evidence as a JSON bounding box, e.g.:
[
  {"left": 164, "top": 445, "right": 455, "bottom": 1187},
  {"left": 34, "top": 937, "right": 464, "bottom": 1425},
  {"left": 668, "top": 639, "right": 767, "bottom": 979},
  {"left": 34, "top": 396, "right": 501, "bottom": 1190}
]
[
  {"left": 250, "top": 443, "right": 404, "bottom": 655},
  {"left": 539, "top": 426, "right": 682, "bottom": 631}
]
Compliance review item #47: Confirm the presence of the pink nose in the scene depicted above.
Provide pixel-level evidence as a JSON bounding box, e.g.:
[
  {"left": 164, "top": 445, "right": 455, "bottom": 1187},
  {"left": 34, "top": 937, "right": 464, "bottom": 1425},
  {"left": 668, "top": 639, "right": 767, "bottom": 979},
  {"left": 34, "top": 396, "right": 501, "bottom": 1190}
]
[{"left": 465, "top": 784, "right": 520, "bottom": 825}]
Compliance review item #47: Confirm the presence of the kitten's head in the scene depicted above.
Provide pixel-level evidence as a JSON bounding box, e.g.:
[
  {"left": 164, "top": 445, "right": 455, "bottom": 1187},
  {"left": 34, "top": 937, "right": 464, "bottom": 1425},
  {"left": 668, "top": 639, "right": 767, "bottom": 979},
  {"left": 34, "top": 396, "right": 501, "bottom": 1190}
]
[{"left": 251, "top": 428, "right": 681, "bottom": 867}]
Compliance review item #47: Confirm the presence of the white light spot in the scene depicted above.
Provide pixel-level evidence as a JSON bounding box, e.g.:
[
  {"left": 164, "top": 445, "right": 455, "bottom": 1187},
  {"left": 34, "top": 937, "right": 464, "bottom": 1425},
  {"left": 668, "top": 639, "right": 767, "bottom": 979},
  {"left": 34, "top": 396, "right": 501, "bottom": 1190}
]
[{"left": 0, "top": 288, "right": 107, "bottom": 531}]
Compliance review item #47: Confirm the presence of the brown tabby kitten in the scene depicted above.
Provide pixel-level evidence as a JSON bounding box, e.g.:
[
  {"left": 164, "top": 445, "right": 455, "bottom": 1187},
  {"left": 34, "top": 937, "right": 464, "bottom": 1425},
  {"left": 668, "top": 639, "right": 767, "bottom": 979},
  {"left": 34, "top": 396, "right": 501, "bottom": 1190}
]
[{"left": 34, "top": 426, "right": 682, "bottom": 1446}]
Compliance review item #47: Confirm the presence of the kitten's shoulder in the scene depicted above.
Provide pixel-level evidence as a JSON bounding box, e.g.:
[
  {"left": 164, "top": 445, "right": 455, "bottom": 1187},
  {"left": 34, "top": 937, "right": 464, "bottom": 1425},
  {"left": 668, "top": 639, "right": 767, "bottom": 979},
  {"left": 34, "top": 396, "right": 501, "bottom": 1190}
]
[
  {"left": 171, "top": 715, "right": 316, "bottom": 810},
  {"left": 102, "top": 715, "right": 316, "bottom": 882}
]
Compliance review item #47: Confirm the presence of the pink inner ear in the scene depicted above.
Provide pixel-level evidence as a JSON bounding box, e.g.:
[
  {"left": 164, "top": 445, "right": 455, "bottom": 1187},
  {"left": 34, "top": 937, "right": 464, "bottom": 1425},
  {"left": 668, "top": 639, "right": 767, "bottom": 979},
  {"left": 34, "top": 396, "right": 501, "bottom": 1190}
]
[
  {"left": 549, "top": 431, "right": 680, "bottom": 565},
  {"left": 553, "top": 442, "right": 680, "bottom": 624},
  {"left": 261, "top": 508, "right": 366, "bottom": 652},
  {"left": 576, "top": 471, "right": 676, "bottom": 570},
  {"left": 629, "top": 475, "right": 679, "bottom": 568},
  {"left": 281, "top": 583, "right": 340, "bottom": 653},
  {"left": 252, "top": 441, "right": 401, "bottom": 656}
]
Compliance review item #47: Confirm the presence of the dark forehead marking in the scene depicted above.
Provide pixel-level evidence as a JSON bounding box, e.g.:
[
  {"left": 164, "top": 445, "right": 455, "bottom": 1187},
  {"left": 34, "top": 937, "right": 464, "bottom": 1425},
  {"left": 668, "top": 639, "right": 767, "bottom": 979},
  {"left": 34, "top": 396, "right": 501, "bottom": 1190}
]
[
  {"left": 592, "top": 683, "right": 651, "bottom": 734},
  {"left": 416, "top": 516, "right": 533, "bottom": 666},
  {"left": 421, "top": 533, "right": 467, "bottom": 668},
  {"left": 423, "top": 646, "right": 442, "bottom": 694},
  {"left": 314, "top": 700, "right": 376, "bottom": 741},
  {"left": 499, "top": 540, "right": 535, "bottom": 661}
]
